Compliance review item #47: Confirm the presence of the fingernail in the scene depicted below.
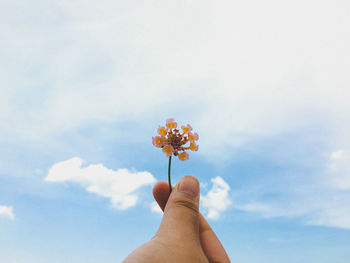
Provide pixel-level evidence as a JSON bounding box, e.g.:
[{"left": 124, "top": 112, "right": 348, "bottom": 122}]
[{"left": 179, "top": 176, "right": 199, "bottom": 198}]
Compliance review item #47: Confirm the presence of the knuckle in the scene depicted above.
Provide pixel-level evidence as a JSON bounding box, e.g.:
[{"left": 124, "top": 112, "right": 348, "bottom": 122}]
[{"left": 172, "top": 198, "right": 199, "bottom": 215}]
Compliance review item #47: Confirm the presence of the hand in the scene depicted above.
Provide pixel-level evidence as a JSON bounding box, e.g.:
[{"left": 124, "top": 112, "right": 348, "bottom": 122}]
[{"left": 123, "top": 175, "right": 231, "bottom": 263}]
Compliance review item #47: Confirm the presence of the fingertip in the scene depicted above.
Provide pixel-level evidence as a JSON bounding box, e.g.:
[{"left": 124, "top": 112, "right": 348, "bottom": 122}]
[
  {"left": 152, "top": 181, "right": 171, "bottom": 211},
  {"left": 152, "top": 181, "right": 169, "bottom": 197}
]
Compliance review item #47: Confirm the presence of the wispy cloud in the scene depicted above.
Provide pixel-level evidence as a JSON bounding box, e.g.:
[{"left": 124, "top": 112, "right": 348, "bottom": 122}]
[
  {"left": 201, "top": 176, "right": 231, "bottom": 220},
  {"left": 1, "top": 0, "right": 349, "bottom": 158},
  {"left": 305, "top": 149, "right": 350, "bottom": 229},
  {"left": 236, "top": 149, "right": 350, "bottom": 229},
  {"left": 0, "top": 205, "right": 15, "bottom": 220},
  {"left": 328, "top": 150, "right": 350, "bottom": 190},
  {"left": 45, "top": 157, "right": 156, "bottom": 210}
]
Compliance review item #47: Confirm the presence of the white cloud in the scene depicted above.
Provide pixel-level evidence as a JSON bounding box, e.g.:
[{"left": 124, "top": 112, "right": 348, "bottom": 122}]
[
  {"left": 237, "top": 203, "right": 273, "bottom": 215},
  {"left": 201, "top": 176, "right": 231, "bottom": 220},
  {"left": 236, "top": 149, "right": 350, "bottom": 229},
  {"left": 328, "top": 150, "right": 350, "bottom": 190},
  {"left": 238, "top": 195, "right": 350, "bottom": 230},
  {"left": 45, "top": 157, "right": 156, "bottom": 210},
  {"left": 305, "top": 202, "right": 350, "bottom": 229},
  {"left": 0, "top": 205, "right": 15, "bottom": 220},
  {"left": 1, "top": 0, "right": 349, "bottom": 157},
  {"left": 150, "top": 201, "right": 162, "bottom": 214},
  {"left": 330, "top": 150, "right": 350, "bottom": 161}
]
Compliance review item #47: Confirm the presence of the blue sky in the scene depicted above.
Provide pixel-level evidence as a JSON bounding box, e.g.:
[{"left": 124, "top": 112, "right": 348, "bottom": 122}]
[{"left": 1, "top": 0, "right": 350, "bottom": 262}]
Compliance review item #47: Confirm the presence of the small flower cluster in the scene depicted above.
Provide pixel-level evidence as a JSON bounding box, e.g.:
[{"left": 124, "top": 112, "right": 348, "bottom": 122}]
[{"left": 152, "top": 118, "right": 199, "bottom": 161}]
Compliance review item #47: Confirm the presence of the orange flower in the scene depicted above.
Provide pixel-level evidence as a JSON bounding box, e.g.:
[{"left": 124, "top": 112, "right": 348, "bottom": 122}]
[
  {"left": 152, "top": 118, "right": 199, "bottom": 161},
  {"left": 188, "top": 132, "right": 199, "bottom": 141},
  {"left": 152, "top": 136, "right": 164, "bottom": 148},
  {"left": 152, "top": 118, "right": 199, "bottom": 192},
  {"left": 162, "top": 145, "right": 174, "bottom": 157},
  {"left": 181, "top": 124, "right": 192, "bottom": 134},
  {"left": 157, "top": 126, "right": 167, "bottom": 136},
  {"left": 166, "top": 118, "right": 177, "bottom": 129},
  {"left": 189, "top": 141, "right": 199, "bottom": 151},
  {"left": 178, "top": 151, "right": 189, "bottom": 161}
]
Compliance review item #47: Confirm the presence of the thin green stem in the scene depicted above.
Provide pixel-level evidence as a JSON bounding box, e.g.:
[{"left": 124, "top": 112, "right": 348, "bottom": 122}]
[{"left": 168, "top": 155, "right": 172, "bottom": 193}]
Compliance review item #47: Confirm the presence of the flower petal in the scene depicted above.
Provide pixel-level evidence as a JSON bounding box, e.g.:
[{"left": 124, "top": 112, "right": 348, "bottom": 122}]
[
  {"left": 157, "top": 126, "right": 167, "bottom": 136},
  {"left": 152, "top": 136, "right": 164, "bottom": 148},
  {"left": 166, "top": 118, "right": 177, "bottom": 129},
  {"left": 178, "top": 151, "right": 189, "bottom": 161},
  {"left": 162, "top": 145, "right": 174, "bottom": 157},
  {"left": 190, "top": 142, "right": 199, "bottom": 151}
]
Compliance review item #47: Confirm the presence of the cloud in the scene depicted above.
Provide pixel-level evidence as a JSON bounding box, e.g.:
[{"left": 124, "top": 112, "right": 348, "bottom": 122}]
[
  {"left": 236, "top": 149, "right": 350, "bottom": 229},
  {"left": 237, "top": 203, "right": 273, "bottom": 215},
  {"left": 201, "top": 176, "right": 231, "bottom": 220},
  {"left": 305, "top": 202, "right": 350, "bottom": 230},
  {"left": 0, "top": 205, "right": 15, "bottom": 220},
  {"left": 45, "top": 157, "right": 156, "bottom": 210},
  {"left": 238, "top": 196, "right": 350, "bottom": 230},
  {"left": 328, "top": 150, "right": 350, "bottom": 190},
  {"left": 1, "top": 0, "right": 349, "bottom": 158},
  {"left": 150, "top": 201, "right": 162, "bottom": 214}
]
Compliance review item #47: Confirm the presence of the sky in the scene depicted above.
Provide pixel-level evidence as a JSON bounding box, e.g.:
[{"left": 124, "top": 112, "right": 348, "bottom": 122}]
[{"left": 1, "top": 0, "right": 350, "bottom": 262}]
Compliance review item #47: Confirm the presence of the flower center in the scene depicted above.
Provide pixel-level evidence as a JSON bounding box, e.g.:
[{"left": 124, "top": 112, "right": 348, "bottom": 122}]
[{"left": 168, "top": 131, "right": 187, "bottom": 150}]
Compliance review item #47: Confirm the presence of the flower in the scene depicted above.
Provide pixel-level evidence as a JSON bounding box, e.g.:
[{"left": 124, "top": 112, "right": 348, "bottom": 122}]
[
  {"left": 188, "top": 132, "right": 199, "bottom": 141},
  {"left": 166, "top": 118, "right": 177, "bottom": 129},
  {"left": 152, "top": 136, "right": 164, "bottom": 148},
  {"left": 157, "top": 126, "right": 167, "bottom": 136},
  {"left": 162, "top": 145, "right": 174, "bottom": 157},
  {"left": 189, "top": 142, "right": 199, "bottom": 151},
  {"left": 153, "top": 118, "right": 199, "bottom": 193},
  {"left": 152, "top": 118, "right": 199, "bottom": 161},
  {"left": 178, "top": 151, "right": 189, "bottom": 161},
  {"left": 181, "top": 124, "right": 192, "bottom": 134}
]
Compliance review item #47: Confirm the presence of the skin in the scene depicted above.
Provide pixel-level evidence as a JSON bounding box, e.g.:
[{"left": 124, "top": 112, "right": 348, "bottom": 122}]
[{"left": 123, "top": 175, "right": 231, "bottom": 263}]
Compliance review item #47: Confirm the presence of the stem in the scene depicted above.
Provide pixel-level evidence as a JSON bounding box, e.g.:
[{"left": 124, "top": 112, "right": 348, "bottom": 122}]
[{"left": 168, "top": 155, "right": 172, "bottom": 193}]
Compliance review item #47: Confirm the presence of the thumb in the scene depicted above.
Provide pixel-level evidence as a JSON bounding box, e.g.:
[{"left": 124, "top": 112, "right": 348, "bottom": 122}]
[{"left": 156, "top": 175, "right": 201, "bottom": 244}]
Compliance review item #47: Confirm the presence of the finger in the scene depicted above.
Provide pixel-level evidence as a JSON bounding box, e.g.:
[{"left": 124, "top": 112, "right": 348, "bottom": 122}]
[
  {"left": 153, "top": 180, "right": 231, "bottom": 263},
  {"left": 152, "top": 181, "right": 170, "bottom": 211},
  {"left": 199, "top": 214, "right": 231, "bottom": 263},
  {"left": 156, "top": 175, "right": 201, "bottom": 244}
]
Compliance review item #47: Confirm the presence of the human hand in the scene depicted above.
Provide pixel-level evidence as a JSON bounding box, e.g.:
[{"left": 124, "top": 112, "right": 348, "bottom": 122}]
[{"left": 123, "top": 175, "right": 230, "bottom": 263}]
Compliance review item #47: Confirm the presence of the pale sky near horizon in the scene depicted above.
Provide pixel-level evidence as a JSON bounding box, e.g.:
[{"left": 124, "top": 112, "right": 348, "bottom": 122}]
[{"left": 1, "top": 0, "right": 350, "bottom": 262}]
